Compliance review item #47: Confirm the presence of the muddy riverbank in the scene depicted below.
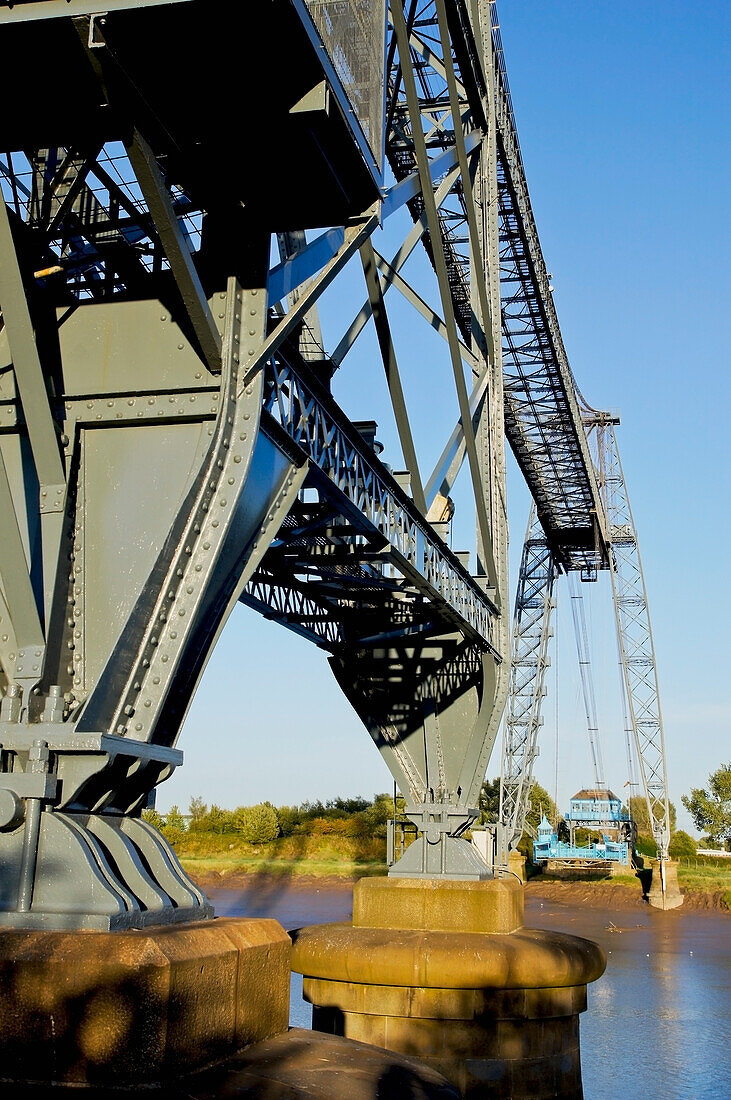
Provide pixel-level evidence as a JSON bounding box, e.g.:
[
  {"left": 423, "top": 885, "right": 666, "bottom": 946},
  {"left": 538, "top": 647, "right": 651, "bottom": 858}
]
[{"left": 189, "top": 867, "right": 729, "bottom": 912}]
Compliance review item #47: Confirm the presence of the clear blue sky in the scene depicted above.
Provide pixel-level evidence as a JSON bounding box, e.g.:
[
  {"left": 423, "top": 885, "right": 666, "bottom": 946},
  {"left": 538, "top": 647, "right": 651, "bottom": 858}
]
[{"left": 161, "top": 1, "right": 730, "bottom": 836}]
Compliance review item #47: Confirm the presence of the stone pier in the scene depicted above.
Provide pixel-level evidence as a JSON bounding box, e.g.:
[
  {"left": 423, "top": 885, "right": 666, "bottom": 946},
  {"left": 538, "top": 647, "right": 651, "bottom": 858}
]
[
  {"left": 292, "top": 878, "right": 606, "bottom": 1100},
  {"left": 647, "top": 858, "right": 683, "bottom": 910}
]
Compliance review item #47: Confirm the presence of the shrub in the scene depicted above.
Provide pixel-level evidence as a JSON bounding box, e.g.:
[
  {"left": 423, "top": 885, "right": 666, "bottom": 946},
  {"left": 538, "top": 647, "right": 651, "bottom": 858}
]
[
  {"left": 306, "top": 816, "right": 349, "bottom": 835},
  {"left": 635, "top": 834, "right": 657, "bottom": 858},
  {"left": 142, "top": 808, "right": 165, "bottom": 830},
  {"left": 187, "top": 796, "right": 209, "bottom": 831},
  {"left": 277, "top": 805, "right": 303, "bottom": 837},
  {"left": 235, "top": 802, "right": 280, "bottom": 844},
  {"left": 165, "top": 805, "right": 186, "bottom": 833},
  {"left": 668, "top": 830, "right": 697, "bottom": 859}
]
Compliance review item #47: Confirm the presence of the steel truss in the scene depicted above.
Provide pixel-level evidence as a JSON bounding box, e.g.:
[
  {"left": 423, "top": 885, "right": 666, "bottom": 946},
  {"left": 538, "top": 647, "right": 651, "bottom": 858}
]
[
  {"left": 499, "top": 504, "right": 556, "bottom": 848},
  {"left": 501, "top": 421, "right": 672, "bottom": 873},
  {"left": 0, "top": 0, "right": 643, "bottom": 925},
  {"left": 588, "top": 415, "right": 672, "bottom": 860}
]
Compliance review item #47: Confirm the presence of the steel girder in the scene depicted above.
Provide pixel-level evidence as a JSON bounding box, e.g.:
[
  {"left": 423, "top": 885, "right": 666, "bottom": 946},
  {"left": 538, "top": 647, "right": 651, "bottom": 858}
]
[
  {"left": 499, "top": 504, "right": 556, "bottom": 849},
  {"left": 383, "top": 3, "right": 609, "bottom": 573},
  {"left": 0, "top": 0, "right": 515, "bottom": 920}
]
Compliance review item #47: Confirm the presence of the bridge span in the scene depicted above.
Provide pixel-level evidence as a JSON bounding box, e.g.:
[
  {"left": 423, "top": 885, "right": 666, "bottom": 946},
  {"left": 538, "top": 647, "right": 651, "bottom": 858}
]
[{"left": 0, "top": 2, "right": 643, "bottom": 1096}]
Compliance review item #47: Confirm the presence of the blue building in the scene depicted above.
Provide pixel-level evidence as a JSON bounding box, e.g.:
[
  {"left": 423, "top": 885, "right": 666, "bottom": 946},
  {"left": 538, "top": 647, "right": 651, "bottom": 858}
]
[{"left": 565, "top": 788, "right": 628, "bottom": 829}]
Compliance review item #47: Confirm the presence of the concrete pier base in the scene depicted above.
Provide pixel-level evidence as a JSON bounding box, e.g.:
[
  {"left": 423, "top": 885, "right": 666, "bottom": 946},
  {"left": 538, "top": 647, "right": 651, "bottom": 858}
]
[
  {"left": 507, "top": 850, "right": 527, "bottom": 882},
  {"left": 647, "top": 858, "right": 683, "bottom": 909},
  {"left": 292, "top": 878, "right": 606, "bottom": 1100},
  {"left": 0, "top": 917, "right": 290, "bottom": 1088}
]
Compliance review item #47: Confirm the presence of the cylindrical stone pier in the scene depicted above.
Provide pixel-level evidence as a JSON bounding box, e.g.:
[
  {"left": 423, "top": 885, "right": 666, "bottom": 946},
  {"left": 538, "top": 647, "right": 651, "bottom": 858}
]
[
  {"left": 647, "top": 858, "right": 683, "bottom": 909},
  {"left": 291, "top": 878, "right": 606, "bottom": 1100}
]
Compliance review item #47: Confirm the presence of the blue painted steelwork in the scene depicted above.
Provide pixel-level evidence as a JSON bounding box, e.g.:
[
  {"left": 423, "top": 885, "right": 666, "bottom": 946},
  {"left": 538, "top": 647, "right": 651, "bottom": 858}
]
[
  {"left": 565, "top": 789, "right": 629, "bottom": 826},
  {"left": 533, "top": 816, "right": 629, "bottom": 865}
]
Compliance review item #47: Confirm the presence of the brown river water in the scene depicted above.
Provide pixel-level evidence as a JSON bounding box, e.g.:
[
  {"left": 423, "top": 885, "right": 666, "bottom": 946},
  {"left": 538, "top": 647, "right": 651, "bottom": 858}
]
[{"left": 208, "top": 881, "right": 730, "bottom": 1100}]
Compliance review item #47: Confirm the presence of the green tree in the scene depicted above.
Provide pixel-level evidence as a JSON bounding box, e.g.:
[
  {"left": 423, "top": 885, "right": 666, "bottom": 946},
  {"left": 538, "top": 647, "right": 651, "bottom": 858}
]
[
  {"left": 165, "top": 805, "right": 186, "bottom": 833},
  {"left": 188, "top": 796, "right": 208, "bottom": 830},
  {"left": 142, "top": 807, "right": 165, "bottom": 830},
  {"left": 277, "top": 805, "right": 303, "bottom": 837},
  {"left": 629, "top": 795, "right": 677, "bottom": 837},
  {"left": 525, "top": 780, "right": 558, "bottom": 834},
  {"left": 668, "top": 830, "right": 697, "bottom": 859},
  {"left": 363, "top": 793, "right": 399, "bottom": 838},
  {"left": 235, "top": 802, "right": 280, "bottom": 844},
  {"left": 478, "top": 778, "right": 500, "bottom": 824},
  {"left": 682, "top": 763, "right": 731, "bottom": 844}
]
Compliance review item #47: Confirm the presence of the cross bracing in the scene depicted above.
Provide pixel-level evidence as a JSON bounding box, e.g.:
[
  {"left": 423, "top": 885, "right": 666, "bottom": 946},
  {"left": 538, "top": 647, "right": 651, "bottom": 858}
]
[
  {"left": 0, "top": 0, "right": 650, "bottom": 921},
  {"left": 501, "top": 421, "right": 672, "bottom": 866}
]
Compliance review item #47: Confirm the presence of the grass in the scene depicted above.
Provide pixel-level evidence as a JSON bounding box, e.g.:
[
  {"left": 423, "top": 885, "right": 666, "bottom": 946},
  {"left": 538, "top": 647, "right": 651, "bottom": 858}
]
[
  {"left": 676, "top": 859, "right": 731, "bottom": 902},
  {"left": 170, "top": 830, "right": 388, "bottom": 880},
  {"left": 167, "top": 830, "right": 731, "bottom": 906}
]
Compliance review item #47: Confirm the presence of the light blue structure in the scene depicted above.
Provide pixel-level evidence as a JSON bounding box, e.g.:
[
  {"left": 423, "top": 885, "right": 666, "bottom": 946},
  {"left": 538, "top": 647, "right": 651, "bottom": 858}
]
[
  {"left": 565, "top": 789, "right": 629, "bottom": 828},
  {"left": 533, "top": 815, "right": 629, "bottom": 866}
]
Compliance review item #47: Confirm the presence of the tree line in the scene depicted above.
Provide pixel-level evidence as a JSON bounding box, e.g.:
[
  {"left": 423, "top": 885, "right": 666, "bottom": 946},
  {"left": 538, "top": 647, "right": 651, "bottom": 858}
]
[
  {"left": 145, "top": 762, "right": 731, "bottom": 855},
  {"left": 144, "top": 793, "right": 401, "bottom": 844}
]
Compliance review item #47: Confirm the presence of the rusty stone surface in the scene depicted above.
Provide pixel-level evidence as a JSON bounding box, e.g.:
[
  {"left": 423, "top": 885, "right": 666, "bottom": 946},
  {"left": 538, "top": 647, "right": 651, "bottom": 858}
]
[
  {"left": 292, "top": 876, "right": 606, "bottom": 1099},
  {"left": 0, "top": 917, "right": 290, "bottom": 1087},
  {"left": 354, "top": 876, "right": 523, "bottom": 934},
  {"left": 507, "top": 851, "right": 527, "bottom": 883},
  {"left": 12, "top": 1029, "right": 461, "bottom": 1099},
  {"left": 291, "top": 923, "right": 606, "bottom": 989}
]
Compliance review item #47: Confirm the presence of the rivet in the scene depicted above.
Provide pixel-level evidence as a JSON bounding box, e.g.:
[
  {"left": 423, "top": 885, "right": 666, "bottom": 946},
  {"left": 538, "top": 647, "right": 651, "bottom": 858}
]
[
  {"left": 135, "top": 723, "right": 143, "bottom": 731},
  {"left": 153, "top": 676, "right": 160, "bottom": 685},
  {"left": 178, "top": 343, "right": 184, "bottom": 350},
  {"left": 234, "top": 455, "right": 241, "bottom": 463},
  {"left": 178, "top": 609, "right": 186, "bottom": 617},
  {"left": 186, "top": 585, "right": 193, "bottom": 594},
  {"left": 220, "top": 498, "right": 227, "bottom": 507},
  {"left": 228, "top": 477, "right": 234, "bottom": 485},
  {"left": 161, "top": 655, "right": 168, "bottom": 663},
  {"left": 144, "top": 700, "right": 151, "bottom": 707}
]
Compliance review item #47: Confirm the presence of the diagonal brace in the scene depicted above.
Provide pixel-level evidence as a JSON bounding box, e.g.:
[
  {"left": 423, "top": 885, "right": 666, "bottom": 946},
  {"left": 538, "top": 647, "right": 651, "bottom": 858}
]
[
  {"left": 359, "top": 240, "right": 426, "bottom": 514},
  {"left": 127, "top": 130, "right": 222, "bottom": 374}
]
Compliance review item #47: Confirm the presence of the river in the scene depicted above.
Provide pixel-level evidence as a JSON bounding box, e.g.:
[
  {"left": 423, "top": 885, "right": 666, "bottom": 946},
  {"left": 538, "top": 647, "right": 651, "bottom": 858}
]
[{"left": 209, "top": 881, "right": 730, "bottom": 1100}]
